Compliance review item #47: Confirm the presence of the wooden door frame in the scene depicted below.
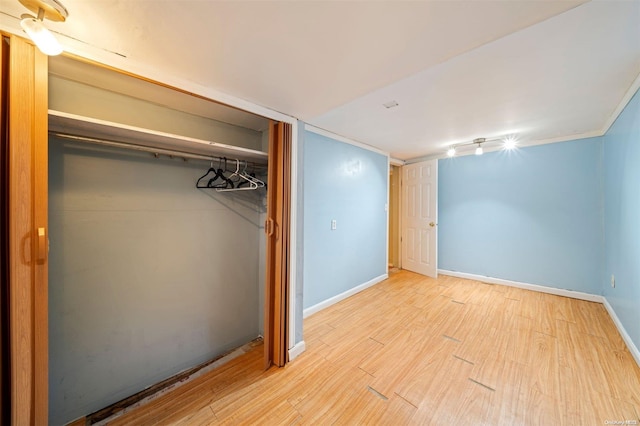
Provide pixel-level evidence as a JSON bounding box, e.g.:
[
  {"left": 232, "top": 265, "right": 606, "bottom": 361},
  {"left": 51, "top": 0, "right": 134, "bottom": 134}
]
[
  {"left": 1, "top": 33, "right": 9, "bottom": 426},
  {"left": 397, "top": 164, "right": 404, "bottom": 270},
  {"left": 387, "top": 164, "right": 402, "bottom": 270}
]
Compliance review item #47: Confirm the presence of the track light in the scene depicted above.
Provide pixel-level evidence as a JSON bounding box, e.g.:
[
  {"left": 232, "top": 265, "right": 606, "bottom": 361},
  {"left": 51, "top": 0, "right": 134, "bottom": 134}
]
[
  {"left": 20, "top": 15, "right": 62, "bottom": 55},
  {"left": 444, "top": 135, "right": 521, "bottom": 157},
  {"left": 474, "top": 138, "right": 484, "bottom": 156},
  {"left": 504, "top": 136, "right": 517, "bottom": 150},
  {"left": 17, "top": 0, "right": 68, "bottom": 56}
]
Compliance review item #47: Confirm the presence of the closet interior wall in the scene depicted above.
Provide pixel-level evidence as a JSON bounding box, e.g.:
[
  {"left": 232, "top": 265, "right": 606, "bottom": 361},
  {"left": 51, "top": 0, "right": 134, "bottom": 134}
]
[{"left": 48, "top": 72, "right": 269, "bottom": 425}]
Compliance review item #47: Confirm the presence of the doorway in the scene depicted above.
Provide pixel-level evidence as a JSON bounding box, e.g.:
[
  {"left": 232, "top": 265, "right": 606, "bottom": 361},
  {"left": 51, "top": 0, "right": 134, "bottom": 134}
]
[{"left": 388, "top": 164, "right": 401, "bottom": 269}]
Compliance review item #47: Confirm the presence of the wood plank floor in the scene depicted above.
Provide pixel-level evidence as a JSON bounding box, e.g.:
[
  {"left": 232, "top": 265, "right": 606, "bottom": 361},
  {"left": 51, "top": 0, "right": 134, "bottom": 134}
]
[{"left": 107, "top": 270, "right": 640, "bottom": 425}]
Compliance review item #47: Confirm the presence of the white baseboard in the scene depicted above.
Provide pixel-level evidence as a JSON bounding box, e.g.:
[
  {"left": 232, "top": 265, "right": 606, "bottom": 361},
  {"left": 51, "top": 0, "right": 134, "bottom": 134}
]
[
  {"left": 601, "top": 298, "right": 640, "bottom": 367},
  {"left": 439, "top": 269, "right": 640, "bottom": 368},
  {"left": 288, "top": 340, "right": 306, "bottom": 362},
  {"left": 303, "top": 273, "right": 388, "bottom": 318},
  {"left": 438, "top": 269, "right": 602, "bottom": 302}
]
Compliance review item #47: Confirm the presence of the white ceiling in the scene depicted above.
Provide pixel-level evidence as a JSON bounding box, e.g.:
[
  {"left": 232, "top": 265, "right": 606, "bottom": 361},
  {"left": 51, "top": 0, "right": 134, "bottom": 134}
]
[{"left": 2, "top": 0, "right": 639, "bottom": 160}]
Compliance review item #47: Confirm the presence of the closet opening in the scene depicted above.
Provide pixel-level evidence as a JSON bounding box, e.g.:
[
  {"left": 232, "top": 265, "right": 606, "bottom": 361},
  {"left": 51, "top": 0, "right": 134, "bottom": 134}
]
[{"left": 46, "top": 54, "right": 292, "bottom": 425}]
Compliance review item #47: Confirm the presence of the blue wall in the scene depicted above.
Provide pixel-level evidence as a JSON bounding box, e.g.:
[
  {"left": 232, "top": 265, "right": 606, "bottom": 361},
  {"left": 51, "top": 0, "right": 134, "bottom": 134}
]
[
  {"left": 303, "top": 131, "right": 388, "bottom": 309},
  {"left": 438, "top": 138, "right": 604, "bottom": 293},
  {"left": 603, "top": 90, "right": 640, "bottom": 349}
]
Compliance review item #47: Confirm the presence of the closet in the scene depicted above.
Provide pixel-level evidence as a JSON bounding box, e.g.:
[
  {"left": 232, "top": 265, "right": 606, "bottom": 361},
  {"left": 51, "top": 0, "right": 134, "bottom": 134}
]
[{"left": 44, "top": 55, "right": 289, "bottom": 424}]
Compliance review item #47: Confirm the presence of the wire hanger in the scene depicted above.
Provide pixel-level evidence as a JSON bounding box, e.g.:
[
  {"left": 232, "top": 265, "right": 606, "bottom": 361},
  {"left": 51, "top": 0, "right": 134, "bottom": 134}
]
[
  {"left": 216, "top": 159, "right": 258, "bottom": 192},
  {"left": 238, "top": 161, "right": 265, "bottom": 188}
]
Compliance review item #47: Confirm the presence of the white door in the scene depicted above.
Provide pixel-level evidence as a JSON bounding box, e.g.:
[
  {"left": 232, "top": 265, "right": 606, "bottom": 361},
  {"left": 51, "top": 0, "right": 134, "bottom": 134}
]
[{"left": 401, "top": 160, "right": 438, "bottom": 277}]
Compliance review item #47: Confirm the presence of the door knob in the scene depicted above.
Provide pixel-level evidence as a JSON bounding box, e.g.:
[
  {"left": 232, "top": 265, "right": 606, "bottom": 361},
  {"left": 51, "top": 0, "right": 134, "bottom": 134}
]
[{"left": 429, "top": 222, "right": 435, "bottom": 227}]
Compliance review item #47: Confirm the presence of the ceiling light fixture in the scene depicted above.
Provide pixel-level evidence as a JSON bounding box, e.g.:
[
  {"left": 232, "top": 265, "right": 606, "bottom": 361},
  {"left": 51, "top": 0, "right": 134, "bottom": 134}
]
[
  {"left": 474, "top": 138, "right": 485, "bottom": 156},
  {"left": 18, "top": 0, "right": 68, "bottom": 56},
  {"left": 444, "top": 135, "right": 521, "bottom": 158},
  {"left": 447, "top": 135, "right": 518, "bottom": 157}
]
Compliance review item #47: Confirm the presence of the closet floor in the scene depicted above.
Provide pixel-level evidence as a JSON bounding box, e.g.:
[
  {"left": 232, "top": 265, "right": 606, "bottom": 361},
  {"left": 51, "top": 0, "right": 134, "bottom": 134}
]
[{"left": 104, "top": 270, "right": 640, "bottom": 425}]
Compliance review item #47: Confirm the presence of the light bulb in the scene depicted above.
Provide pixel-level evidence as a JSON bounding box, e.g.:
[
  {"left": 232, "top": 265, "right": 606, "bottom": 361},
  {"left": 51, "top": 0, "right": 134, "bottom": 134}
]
[
  {"left": 475, "top": 145, "right": 483, "bottom": 156},
  {"left": 20, "top": 16, "right": 63, "bottom": 56},
  {"left": 447, "top": 147, "right": 456, "bottom": 157},
  {"left": 504, "top": 137, "right": 517, "bottom": 150}
]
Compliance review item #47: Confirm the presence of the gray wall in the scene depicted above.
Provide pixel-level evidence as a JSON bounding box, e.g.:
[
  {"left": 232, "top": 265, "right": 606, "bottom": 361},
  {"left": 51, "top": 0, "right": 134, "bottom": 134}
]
[
  {"left": 49, "top": 76, "right": 264, "bottom": 151},
  {"left": 49, "top": 137, "right": 264, "bottom": 424}
]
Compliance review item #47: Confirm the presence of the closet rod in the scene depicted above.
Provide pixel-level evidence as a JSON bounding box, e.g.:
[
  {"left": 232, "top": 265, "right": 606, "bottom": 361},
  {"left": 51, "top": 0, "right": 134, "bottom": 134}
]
[{"left": 49, "top": 132, "right": 268, "bottom": 168}]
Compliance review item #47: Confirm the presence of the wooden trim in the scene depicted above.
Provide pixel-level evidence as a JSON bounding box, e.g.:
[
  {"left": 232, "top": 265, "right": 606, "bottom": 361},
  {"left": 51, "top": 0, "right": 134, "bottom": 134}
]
[
  {"left": 264, "top": 121, "right": 276, "bottom": 369},
  {"left": 276, "top": 122, "right": 291, "bottom": 366},
  {"left": 397, "top": 166, "right": 403, "bottom": 270},
  {"left": 388, "top": 164, "right": 400, "bottom": 269},
  {"left": 272, "top": 121, "right": 284, "bottom": 366},
  {"left": 33, "top": 45, "right": 48, "bottom": 426},
  {"left": 0, "top": 34, "right": 10, "bottom": 426},
  {"left": 264, "top": 121, "right": 291, "bottom": 368},
  {"left": 9, "top": 34, "right": 35, "bottom": 426},
  {"left": 286, "top": 120, "right": 299, "bottom": 352}
]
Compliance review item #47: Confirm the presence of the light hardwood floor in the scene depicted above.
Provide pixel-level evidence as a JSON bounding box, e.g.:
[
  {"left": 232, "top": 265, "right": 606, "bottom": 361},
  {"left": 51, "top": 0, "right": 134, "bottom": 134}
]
[{"left": 107, "top": 270, "right": 640, "bottom": 425}]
